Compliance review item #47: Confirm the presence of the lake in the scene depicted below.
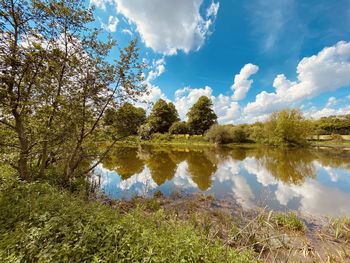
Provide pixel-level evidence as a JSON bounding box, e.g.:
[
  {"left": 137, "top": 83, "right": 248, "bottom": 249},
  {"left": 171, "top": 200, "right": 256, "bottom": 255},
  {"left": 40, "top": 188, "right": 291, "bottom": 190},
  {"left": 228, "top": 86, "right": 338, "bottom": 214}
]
[{"left": 95, "top": 145, "right": 350, "bottom": 217}]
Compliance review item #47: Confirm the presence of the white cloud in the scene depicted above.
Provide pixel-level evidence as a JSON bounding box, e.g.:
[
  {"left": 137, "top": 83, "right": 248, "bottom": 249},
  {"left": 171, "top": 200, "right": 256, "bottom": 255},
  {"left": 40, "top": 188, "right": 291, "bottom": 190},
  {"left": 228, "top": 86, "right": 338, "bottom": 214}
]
[
  {"left": 90, "top": 0, "right": 113, "bottom": 10},
  {"left": 106, "top": 16, "right": 119, "bottom": 32},
  {"left": 174, "top": 86, "right": 213, "bottom": 120},
  {"left": 146, "top": 58, "right": 166, "bottom": 83},
  {"left": 232, "top": 64, "right": 259, "bottom": 101},
  {"left": 134, "top": 58, "right": 168, "bottom": 110},
  {"left": 122, "top": 29, "right": 133, "bottom": 36},
  {"left": 206, "top": 1, "right": 220, "bottom": 18},
  {"left": 244, "top": 41, "right": 350, "bottom": 120},
  {"left": 99, "top": 15, "right": 119, "bottom": 32},
  {"left": 325, "top": 96, "right": 337, "bottom": 108},
  {"left": 304, "top": 105, "right": 350, "bottom": 119},
  {"left": 114, "top": 0, "right": 219, "bottom": 55}
]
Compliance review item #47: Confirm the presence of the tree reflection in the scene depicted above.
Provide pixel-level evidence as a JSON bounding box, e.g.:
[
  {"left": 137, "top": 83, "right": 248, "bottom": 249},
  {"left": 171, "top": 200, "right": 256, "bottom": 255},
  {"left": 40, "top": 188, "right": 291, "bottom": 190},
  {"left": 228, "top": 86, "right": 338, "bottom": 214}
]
[
  {"left": 254, "top": 148, "right": 316, "bottom": 185},
  {"left": 102, "top": 147, "right": 145, "bottom": 179},
  {"left": 186, "top": 151, "right": 217, "bottom": 190},
  {"left": 144, "top": 149, "right": 178, "bottom": 185}
]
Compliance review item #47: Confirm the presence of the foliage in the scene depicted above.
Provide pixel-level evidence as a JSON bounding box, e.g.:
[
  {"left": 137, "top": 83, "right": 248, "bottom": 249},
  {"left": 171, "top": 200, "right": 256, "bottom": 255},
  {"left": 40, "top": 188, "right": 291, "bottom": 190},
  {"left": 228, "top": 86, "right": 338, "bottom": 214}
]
[
  {"left": 104, "top": 103, "right": 146, "bottom": 137},
  {"left": 147, "top": 99, "right": 179, "bottom": 133},
  {"left": 0, "top": 0, "right": 146, "bottom": 184},
  {"left": 138, "top": 123, "right": 154, "bottom": 140},
  {"left": 313, "top": 114, "right": 350, "bottom": 135},
  {"left": 169, "top": 121, "right": 189, "bottom": 134},
  {"left": 250, "top": 109, "right": 311, "bottom": 146},
  {"left": 275, "top": 212, "right": 306, "bottom": 232},
  {"left": 187, "top": 96, "right": 217, "bottom": 134},
  {"left": 329, "top": 217, "right": 350, "bottom": 240},
  {"left": 205, "top": 125, "right": 234, "bottom": 144},
  {"left": 205, "top": 125, "right": 248, "bottom": 144},
  {"left": 0, "top": 177, "right": 255, "bottom": 263}
]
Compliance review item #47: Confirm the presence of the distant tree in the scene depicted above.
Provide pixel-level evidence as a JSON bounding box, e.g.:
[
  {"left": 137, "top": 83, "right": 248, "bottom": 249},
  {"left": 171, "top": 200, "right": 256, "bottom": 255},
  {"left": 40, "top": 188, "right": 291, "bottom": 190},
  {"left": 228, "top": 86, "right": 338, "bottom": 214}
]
[
  {"left": 148, "top": 99, "right": 179, "bottom": 133},
  {"left": 264, "top": 109, "right": 311, "bottom": 146},
  {"left": 169, "top": 121, "right": 189, "bottom": 134},
  {"left": 104, "top": 103, "right": 146, "bottom": 136},
  {"left": 187, "top": 96, "right": 217, "bottom": 134}
]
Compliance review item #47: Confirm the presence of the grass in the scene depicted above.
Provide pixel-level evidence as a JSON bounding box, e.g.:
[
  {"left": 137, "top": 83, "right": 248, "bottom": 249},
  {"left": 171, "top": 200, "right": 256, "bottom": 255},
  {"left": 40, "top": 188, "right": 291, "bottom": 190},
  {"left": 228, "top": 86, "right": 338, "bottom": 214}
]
[
  {"left": 275, "top": 212, "right": 306, "bottom": 232},
  {"left": 0, "top": 176, "right": 256, "bottom": 263},
  {"left": 328, "top": 217, "right": 350, "bottom": 240}
]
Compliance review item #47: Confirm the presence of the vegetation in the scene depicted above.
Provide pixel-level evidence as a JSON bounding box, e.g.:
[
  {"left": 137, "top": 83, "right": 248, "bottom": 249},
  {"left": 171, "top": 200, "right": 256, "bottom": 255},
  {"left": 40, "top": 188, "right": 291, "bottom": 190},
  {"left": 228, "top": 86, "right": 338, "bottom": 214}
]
[
  {"left": 0, "top": 0, "right": 146, "bottom": 184},
  {"left": 250, "top": 109, "right": 312, "bottom": 146},
  {"left": 104, "top": 103, "right": 146, "bottom": 137},
  {"left": 275, "top": 212, "right": 306, "bottom": 232},
  {"left": 147, "top": 99, "right": 179, "bottom": 133},
  {"left": 187, "top": 96, "right": 218, "bottom": 134},
  {"left": 313, "top": 114, "right": 350, "bottom": 135},
  {"left": 205, "top": 124, "right": 248, "bottom": 144},
  {"left": 0, "top": 176, "right": 256, "bottom": 263},
  {"left": 169, "top": 121, "right": 189, "bottom": 135}
]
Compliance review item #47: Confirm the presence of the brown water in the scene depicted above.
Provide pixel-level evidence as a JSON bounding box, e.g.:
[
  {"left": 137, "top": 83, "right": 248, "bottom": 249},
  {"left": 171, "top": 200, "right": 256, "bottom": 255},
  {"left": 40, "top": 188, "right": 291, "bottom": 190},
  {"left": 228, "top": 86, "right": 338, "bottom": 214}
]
[{"left": 95, "top": 145, "right": 350, "bottom": 217}]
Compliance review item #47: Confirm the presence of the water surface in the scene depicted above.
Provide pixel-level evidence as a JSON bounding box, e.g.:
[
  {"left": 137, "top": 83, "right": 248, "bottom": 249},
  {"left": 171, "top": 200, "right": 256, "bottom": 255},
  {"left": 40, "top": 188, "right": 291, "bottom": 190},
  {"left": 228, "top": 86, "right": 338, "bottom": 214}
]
[{"left": 95, "top": 145, "right": 350, "bottom": 217}]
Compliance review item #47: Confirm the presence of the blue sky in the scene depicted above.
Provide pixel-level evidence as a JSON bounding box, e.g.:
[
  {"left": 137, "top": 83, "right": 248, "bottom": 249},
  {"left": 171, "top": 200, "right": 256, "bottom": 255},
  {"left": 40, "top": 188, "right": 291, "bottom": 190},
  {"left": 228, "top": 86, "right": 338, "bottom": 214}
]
[{"left": 89, "top": 0, "right": 350, "bottom": 123}]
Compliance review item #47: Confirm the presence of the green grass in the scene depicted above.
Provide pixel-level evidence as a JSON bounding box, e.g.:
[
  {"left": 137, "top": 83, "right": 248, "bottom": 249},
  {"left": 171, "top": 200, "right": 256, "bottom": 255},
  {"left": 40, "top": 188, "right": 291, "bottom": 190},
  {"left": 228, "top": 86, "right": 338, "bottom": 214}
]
[
  {"left": 0, "top": 176, "right": 256, "bottom": 263},
  {"left": 275, "top": 212, "right": 306, "bottom": 232},
  {"left": 329, "top": 217, "right": 350, "bottom": 240}
]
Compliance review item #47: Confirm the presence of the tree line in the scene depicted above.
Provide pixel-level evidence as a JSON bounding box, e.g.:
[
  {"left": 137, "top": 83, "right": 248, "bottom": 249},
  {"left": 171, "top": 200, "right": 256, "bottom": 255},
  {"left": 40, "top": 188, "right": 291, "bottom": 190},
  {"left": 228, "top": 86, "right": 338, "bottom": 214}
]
[
  {"left": 105, "top": 101, "right": 350, "bottom": 147},
  {"left": 104, "top": 96, "right": 218, "bottom": 138}
]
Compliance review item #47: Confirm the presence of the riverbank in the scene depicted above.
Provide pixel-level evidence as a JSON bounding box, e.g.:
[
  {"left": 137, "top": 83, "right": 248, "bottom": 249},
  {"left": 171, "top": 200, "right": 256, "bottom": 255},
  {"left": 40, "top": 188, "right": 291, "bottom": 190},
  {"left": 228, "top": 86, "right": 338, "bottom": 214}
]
[
  {"left": 1, "top": 175, "right": 349, "bottom": 262},
  {"left": 115, "top": 134, "right": 350, "bottom": 150}
]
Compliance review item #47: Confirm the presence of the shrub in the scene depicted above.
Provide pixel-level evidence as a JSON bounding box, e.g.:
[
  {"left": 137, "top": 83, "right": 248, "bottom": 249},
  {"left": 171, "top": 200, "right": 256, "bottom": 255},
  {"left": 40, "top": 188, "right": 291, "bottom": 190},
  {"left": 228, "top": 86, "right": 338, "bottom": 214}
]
[
  {"left": 0, "top": 177, "right": 256, "bottom": 262},
  {"left": 205, "top": 125, "right": 233, "bottom": 144},
  {"left": 205, "top": 125, "right": 249, "bottom": 144},
  {"left": 169, "top": 121, "right": 189, "bottom": 134},
  {"left": 138, "top": 123, "right": 153, "bottom": 140}
]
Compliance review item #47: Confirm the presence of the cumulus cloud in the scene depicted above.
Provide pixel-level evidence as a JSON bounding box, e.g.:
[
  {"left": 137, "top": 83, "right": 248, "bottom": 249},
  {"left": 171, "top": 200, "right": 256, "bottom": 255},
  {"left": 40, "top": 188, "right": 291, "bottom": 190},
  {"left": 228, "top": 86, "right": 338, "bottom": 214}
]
[
  {"left": 122, "top": 29, "right": 133, "bottom": 36},
  {"left": 304, "top": 105, "right": 350, "bottom": 119},
  {"left": 244, "top": 41, "right": 350, "bottom": 120},
  {"left": 146, "top": 58, "right": 166, "bottom": 83},
  {"left": 232, "top": 64, "right": 259, "bottom": 101},
  {"left": 114, "top": 0, "right": 219, "bottom": 55},
  {"left": 101, "top": 16, "right": 119, "bottom": 32},
  {"left": 90, "top": 0, "right": 113, "bottom": 10}
]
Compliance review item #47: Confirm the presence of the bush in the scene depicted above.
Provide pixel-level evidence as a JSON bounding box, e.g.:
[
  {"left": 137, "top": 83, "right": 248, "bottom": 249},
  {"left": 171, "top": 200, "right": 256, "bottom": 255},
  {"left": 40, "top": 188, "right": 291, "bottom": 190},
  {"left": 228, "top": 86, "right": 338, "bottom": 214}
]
[
  {"left": 169, "top": 121, "right": 189, "bottom": 134},
  {"left": 0, "top": 177, "right": 256, "bottom": 262},
  {"left": 205, "top": 125, "right": 248, "bottom": 144},
  {"left": 205, "top": 125, "right": 232, "bottom": 144},
  {"left": 138, "top": 123, "right": 153, "bottom": 140}
]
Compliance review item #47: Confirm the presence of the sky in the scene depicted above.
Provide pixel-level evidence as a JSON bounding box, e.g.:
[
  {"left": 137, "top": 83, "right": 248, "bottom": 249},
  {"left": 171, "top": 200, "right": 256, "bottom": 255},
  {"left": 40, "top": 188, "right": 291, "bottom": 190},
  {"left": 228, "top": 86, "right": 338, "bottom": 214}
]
[{"left": 89, "top": 0, "right": 350, "bottom": 123}]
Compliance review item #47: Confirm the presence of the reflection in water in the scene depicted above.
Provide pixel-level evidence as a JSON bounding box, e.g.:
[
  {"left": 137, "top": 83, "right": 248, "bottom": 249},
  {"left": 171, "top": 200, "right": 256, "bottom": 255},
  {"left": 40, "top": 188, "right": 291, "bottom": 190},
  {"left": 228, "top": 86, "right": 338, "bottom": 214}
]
[{"left": 97, "top": 145, "right": 350, "bottom": 216}]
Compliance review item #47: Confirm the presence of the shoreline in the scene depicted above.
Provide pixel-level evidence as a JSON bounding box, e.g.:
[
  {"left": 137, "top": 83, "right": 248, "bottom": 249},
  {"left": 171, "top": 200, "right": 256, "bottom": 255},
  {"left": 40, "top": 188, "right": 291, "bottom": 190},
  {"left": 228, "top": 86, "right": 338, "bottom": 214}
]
[{"left": 102, "top": 192, "right": 350, "bottom": 262}]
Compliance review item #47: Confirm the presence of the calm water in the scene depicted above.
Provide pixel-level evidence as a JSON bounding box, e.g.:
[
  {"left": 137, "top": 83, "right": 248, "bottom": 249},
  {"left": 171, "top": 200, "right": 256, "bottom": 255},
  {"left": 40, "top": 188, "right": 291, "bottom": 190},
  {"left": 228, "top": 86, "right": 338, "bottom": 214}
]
[{"left": 95, "top": 145, "right": 350, "bottom": 217}]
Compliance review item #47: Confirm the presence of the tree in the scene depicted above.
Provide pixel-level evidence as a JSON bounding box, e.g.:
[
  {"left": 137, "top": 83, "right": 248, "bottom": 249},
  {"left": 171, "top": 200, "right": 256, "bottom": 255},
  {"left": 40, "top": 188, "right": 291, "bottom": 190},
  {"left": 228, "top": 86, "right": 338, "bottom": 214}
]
[
  {"left": 0, "top": 0, "right": 146, "bottom": 183},
  {"left": 187, "top": 96, "right": 217, "bottom": 134},
  {"left": 263, "top": 109, "right": 311, "bottom": 146},
  {"left": 147, "top": 99, "right": 179, "bottom": 133},
  {"left": 169, "top": 121, "right": 189, "bottom": 134},
  {"left": 104, "top": 103, "right": 146, "bottom": 137}
]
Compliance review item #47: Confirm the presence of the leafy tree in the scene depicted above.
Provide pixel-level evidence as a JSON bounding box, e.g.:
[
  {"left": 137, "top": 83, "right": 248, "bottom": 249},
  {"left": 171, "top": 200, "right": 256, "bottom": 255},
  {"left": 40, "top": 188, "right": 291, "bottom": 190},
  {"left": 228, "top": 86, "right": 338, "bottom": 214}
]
[
  {"left": 261, "top": 109, "right": 311, "bottom": 146},
  {"left": 169, "top": 121, "right": 189, "bottom": 134},
  {"left": 0, "top": 0, "right": 146, "bottom": 183},
  {"left": 148, "top": 99, "right": 179, "bottom": 133},
  {"left": 104, "top": 103, "right": 146, "bottom": 137},
  {"left": 187, "top": 96, "right": 217, "bottom": 134}
]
